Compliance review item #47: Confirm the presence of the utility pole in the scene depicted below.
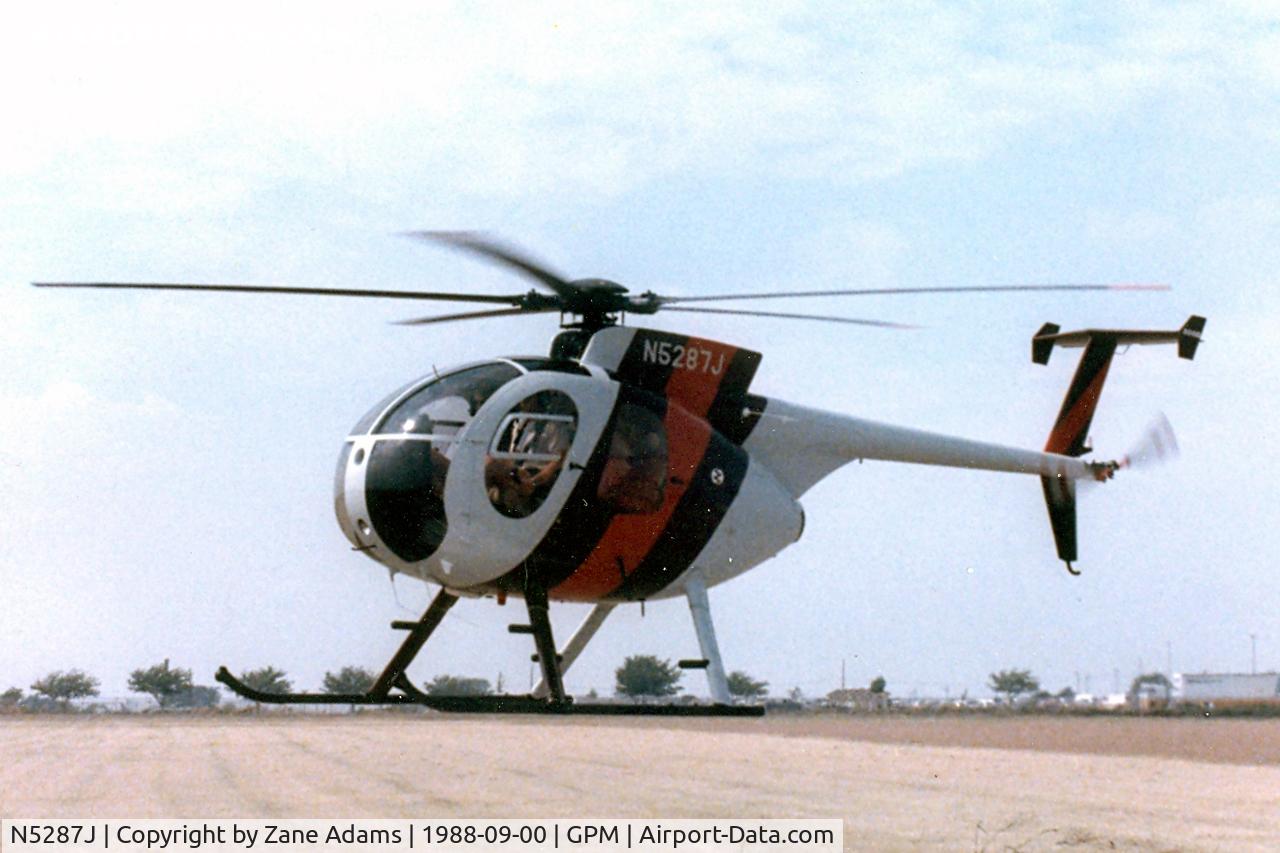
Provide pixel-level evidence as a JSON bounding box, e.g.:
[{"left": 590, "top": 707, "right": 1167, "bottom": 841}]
[
  {"left": 841, "top": 658, "right": 846, "bottom": 691},
  {"left": 1166, "top": 641, "right": 1173, "bottom": 679}
]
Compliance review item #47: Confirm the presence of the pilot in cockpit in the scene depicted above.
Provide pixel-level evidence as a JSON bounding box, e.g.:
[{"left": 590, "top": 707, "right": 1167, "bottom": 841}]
[{"left": 485, "top": 393, "right": 575, "bottom": 518}]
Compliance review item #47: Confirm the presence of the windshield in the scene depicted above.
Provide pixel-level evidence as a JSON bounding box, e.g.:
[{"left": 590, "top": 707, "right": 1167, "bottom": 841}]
[
  {"left": 361, "top": 361, "right": 521, "bottom": 563},
  {"left": 376, "top": 362, "right": 521, "bottom": 438}
]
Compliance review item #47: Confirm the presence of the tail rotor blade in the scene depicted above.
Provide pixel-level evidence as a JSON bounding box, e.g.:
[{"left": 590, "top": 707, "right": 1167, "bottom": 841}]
[{"left": 1119, "top": 412, "right": 1180, "bottom": 471}]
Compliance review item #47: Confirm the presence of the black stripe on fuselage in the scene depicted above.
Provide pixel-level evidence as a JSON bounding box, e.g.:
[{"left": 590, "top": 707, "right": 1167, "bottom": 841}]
[
  {"left": 703, "top": 348, "right": 761, "bottom": 443},
  {"left": 615, "top": 330, "right": 681, "bottom": 395},
  {"left": 608, "top": 423, "right": 749, "bottom": 601}
]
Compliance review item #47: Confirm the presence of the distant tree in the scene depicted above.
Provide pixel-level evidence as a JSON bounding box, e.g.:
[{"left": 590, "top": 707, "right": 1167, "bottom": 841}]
[
  {"left": 1056, "top": 686, "right": 1076, "bottom": 703},
  {"left": 615, "top": 655, "right": 682, "bottom": 698},
  {"left": 869, "top": 676, "right": 887, "bottom": 695},
  {"left": 726, "top": 671, "right": 769, "bottom": 698},
  {"left": 30, "top": 670, "right": 99, "bottom": 708},
  {"left": 787, "top": 686, "right": 805, "bottom": 702},
  {"left": 128, "top": 659, "right": 194, "bottom": 708},
  {"left": 169, "top": 685, "right": 222, "bottom": 709},
  {"left": 239, "top": 667, "right": 292, "bottom": 695},
  {"left": 1, "top": 687, "right": 22, "bottom": 708},
  {"left": 425, "top": 675, "right": 491, "bottom": 696},
  {"left": 322, "top": 666, "right": 376, "bottom": 696},
  {"left": 988, "top": 669, "right": 1040, "bottom": 706}
]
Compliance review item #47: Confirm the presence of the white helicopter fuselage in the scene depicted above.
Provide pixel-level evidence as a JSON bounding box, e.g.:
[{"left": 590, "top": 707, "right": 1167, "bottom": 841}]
[{"left": 334, "top": 327, "right": 1101, "bottom": 604}]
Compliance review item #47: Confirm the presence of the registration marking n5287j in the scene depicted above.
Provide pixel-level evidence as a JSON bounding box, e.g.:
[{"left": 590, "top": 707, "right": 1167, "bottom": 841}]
[{"left": 642, "top": 340, "right": 725, "bottom": 375}]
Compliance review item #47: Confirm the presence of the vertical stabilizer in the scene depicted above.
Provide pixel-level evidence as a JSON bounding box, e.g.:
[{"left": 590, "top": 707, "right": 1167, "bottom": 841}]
[
  {"left": 1044, "top": 337, "right": 1118, "bottom": 457},
  {"left": 1040, "top": 475, "right": 1079, "bottom": 573},
  {"left": 1179, "top": 315, "right": 1206, "bottom": 360},
  {"left": 1033, "top": 316, "right": 1205, "bottom": 571}
]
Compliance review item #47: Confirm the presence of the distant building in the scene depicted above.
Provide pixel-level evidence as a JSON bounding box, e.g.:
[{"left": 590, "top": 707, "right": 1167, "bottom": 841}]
[
  {"left": 825, "top": 688, "right": 889, "bottom": 711},
  {"left": 1096, "top": 693, "right": 1128, "bottom": 710},
  {"left": 1171, "top": 672, "right": 1280, "bottom": 703}
]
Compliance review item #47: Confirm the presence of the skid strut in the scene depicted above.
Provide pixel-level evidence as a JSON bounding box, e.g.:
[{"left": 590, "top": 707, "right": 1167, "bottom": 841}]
[
  {"left": 524, "top": 583, "right": 567, "bottom": 704},
  {"left": 215, "top": 585, "right": 762, "bottom": 716},
  {"left": 533, "top": 602, "right": 615, "bottom": 699}
]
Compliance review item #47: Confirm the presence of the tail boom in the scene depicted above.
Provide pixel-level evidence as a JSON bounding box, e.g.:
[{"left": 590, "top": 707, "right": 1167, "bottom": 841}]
[{"left": 744, "top": 399, "right": 1105, "bottom": 500}]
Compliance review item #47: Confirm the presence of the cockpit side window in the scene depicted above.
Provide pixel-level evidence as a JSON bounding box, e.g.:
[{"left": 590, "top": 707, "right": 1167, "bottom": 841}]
[
  {"left": 486, "top": 391, "right": 577, "bottom": 519},
  {"left": 597, "top": 402, "right": 668, "bottom": 514}
]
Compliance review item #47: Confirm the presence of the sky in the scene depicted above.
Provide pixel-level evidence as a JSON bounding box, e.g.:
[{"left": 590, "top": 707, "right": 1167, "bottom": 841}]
[{"left": 2, "top": 1, "right": 1278, "bottom": 703}]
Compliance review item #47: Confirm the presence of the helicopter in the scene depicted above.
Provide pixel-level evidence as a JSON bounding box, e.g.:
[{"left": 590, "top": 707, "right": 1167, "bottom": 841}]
[{"left": 36, "top": 232, "right": 1204, "bottom": 715}]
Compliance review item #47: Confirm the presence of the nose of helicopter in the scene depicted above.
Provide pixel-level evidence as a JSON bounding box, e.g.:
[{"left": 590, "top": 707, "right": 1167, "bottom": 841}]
[
  {"left": 334, "top": 442, "right": 362, "bottom": 549},
  {"left": 334, "top": 437, "right": 451, "bottom": 566}
]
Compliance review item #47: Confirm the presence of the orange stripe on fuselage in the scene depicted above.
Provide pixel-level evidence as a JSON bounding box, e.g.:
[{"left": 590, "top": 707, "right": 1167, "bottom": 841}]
[
  {"left": 664, "top": 335, "right": 731, "bottom": 417},
  {"left": 550, "top": 338, "right": 737, "bottom": 602},
  {"left": 1044, "top": 359, "right": 1112, "bottom": 455}
]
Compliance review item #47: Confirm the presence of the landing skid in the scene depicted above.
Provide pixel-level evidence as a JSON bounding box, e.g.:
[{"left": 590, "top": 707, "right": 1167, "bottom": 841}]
[{"left": 216, "top": 586, "right": 762, "bottom": 717}]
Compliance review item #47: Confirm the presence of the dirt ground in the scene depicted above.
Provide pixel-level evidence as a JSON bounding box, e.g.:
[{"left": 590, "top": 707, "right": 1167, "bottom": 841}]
[
  {"left": 1, "top": 714, "right": 1278, "bottom": 851},
  {"left": 579, "top": 712, "right": 1280, "bottom": 766}
]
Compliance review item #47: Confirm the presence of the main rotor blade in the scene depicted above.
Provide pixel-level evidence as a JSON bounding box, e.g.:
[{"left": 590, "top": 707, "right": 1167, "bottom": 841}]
[
  {"left": 401, "top": 231, "right": 575, "bottom": 299},
  {"left": 393, "top": 307, "right": 558, "bottom": 326},
  {"left": 33, "top": 281, "right": 526, "bottom": 305},
  {"left": 663, "top": 305, "right": 918, "bottom": 329},
  {"left": 659, "top": 283, "right": 1169, "bottom": 304}
]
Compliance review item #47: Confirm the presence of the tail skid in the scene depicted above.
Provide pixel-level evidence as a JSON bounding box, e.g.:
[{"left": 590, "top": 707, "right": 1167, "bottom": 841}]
[{"left": 1033, "top": 315, "right": 1204, "bottom": 572}]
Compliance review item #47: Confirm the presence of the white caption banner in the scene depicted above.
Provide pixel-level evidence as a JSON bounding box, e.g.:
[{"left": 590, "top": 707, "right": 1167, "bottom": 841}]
[{"left": 1, "top": 819, "right": 842, "bottom": 852}]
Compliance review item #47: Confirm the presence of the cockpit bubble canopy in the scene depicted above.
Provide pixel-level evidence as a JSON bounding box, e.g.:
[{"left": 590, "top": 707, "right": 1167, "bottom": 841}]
[
  {"left": 372, "top": 361, "right": 522, "bottom": 438},
  {"left": 345, "top": 361, "right": 522, "bottom": 564}
]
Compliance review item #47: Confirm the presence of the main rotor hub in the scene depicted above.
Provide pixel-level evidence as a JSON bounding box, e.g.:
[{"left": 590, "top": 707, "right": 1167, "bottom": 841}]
[{"left": 568, "top": 278, "right": 627, "bottom": 294}]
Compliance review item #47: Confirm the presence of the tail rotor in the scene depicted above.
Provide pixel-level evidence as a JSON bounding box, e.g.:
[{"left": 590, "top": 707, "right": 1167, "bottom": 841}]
[
  {"left": 1118, "top": 412, "right": 1179, "bottom": 473},
  {"left": 1034, "top": 317, "right": 1204, "bottom": 573}
]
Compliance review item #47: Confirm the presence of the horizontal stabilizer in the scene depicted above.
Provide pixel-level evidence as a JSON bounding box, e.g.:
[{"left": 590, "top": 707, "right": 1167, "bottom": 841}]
[
  {"left": 1038, "top": 315, "right": 1206, "bottom": 458},
  {"left": 1032, "top": 314, "right": 1206, "bottom": 365}
]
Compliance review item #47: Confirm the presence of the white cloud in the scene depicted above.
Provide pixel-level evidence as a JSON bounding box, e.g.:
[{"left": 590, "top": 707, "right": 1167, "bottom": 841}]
[
  {"left": 3, "top": 3, "right": 1277, "bottom": 206},
  {"left": 1084, "top": 209, "right": 1178, "bottom": 247},
  {"left": 792, "top": 218, "right": 911, "bottom": 289},
  {"left": 1192, "top": 196, "right": 1280, "bottom": 299},
  {"left": 0, "top": 381, "right": 185, "bottom": 469}
]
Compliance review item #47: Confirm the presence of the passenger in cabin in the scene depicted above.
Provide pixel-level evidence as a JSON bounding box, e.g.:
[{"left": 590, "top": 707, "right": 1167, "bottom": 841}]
[{"left": 597, "top": 407, "right": 666, "bottom": 514}]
